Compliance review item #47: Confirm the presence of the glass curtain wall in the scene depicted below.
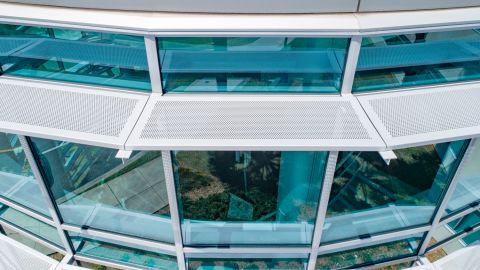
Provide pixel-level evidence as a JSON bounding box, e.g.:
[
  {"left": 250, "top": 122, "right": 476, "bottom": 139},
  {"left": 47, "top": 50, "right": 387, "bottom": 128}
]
[
  {"left": 429, "top": 211, "right": 480, "bottom": 246},
  {"left": 29, "top": 138, "right": 174, "bottom": 243},
  {"left": 321, "top": 140, "right": 468, "bottom": 243},
  {"left": 157, "top": 37, "right": 349, "bottom": 93},
  {"left": 0, "top": 132, "right": 50, "bottom": 217},
  {"left": 0, "top": 24, "right": 150, "bottom": 91},
  {"left": 443, "top": 140, "right": 480, "bottom": 217},
  {"left": 186, "top": 256, "right": 308, "bottom": 270},
  {"left": 315, "top": 234, "right": 423, "bottom": 269},
  {"left": 353, "top": 29, "right": 480, "bottom": 92},
  {"left": 69, "top": 232, "right": 178, "bottom": 270},
  {"left": 173, "top": 151, "right": 328, "bottom": 245}
]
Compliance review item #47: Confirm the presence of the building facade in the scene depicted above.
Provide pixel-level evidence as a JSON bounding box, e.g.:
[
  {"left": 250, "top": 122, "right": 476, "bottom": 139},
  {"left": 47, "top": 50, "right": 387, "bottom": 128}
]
[{"left": 0, "top": 1, "right": 480, "bottom": 270}]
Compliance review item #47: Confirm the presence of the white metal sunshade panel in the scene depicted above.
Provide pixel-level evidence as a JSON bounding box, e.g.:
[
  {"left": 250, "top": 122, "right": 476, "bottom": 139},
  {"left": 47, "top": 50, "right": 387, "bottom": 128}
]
[
  {"left": 0, "top": 77, "right": 148, "bottom": 149},
  {"left": 357, "top": 83, "right": 480, "bottom": 149},
  {"left": 125, "top": 94, "right": 385, "bottom": 151}
]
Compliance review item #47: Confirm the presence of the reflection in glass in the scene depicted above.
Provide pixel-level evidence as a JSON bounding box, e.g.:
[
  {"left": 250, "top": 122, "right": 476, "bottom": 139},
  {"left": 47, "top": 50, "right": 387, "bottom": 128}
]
[
  {"left": 0, "top": 24, "right": 150, "bottom": 91},
  {"left": 443, "top": 141, "right": 480, "bottom": 217},
  {"left": 353, "top": 30, "right": 480, "bottom": 92},
  {"left": 0, "top": 132, "right": 50, "bottom": 216},
  {"left": 322, "top": 140, "right": 467, "bottom": 243},
  {"left": 158, "top": 37, "right": 348, "bottom": 93},
  {"left": 316, "top": 234, "right": 422, "bottom": 269},
  {"left": 173, "top": 151, "right": 328, "bottom": 245},
  {"left": 187, "top": 257, "right": 308, "bottom": 270},
  {"left": 69, "top": 232, "right": 177, "bottom": 270},
  {"left": 431, "top": 211, "right": 480, "bottom": 245},
  {"left": 29, "top": 138, "right": 173, "bottom": 243},
  {"left": 0, "top": 203, "right": 63, "bottom": 247}
]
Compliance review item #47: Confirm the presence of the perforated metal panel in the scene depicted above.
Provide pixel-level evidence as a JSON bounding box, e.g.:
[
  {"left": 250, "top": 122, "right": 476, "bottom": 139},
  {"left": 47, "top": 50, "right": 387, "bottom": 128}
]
[
  {"left": 0, "top": 77, "right": 148, "bottom": 148},
  {"left": 126, "top": 94, "right": 385, "bottom": 151},
  {"left": 0, "top": 234, "right": 57, "bottom": 270},
  {"left": 357, "top": 83, "right": 480, "bottom": 149}
]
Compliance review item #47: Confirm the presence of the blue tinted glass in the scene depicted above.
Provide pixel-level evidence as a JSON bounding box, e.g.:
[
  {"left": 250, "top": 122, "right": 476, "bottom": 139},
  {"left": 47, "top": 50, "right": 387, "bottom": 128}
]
[
  {"left": 0, "top": 24, "right": 150, "bottom": 91},
  {"left": 69, "top": 232, "right": 177, "bottom": 270},
  {"left": 443, "top": 141, "right": 480, "bottom": 217},
  {"left": 29, "top": 138, "right": 173, "bottom": 244},
  {"left": 353, "top": 30, "right": 480, "bottom": 92},
  {"left": 316, "top": 234, "right": 423, "bottom": 269},
  {"left": 431, "top": 211, "right": 480, "bottom": 245},
  {"left": 158, "top": 37, "right": 349, "bottom": 93},
  {"left": 0, "top": 203, "right": 63, "bottom": 247},
  {"left": 0, "top": 132, "right": 50, "bottom": 217},
  {"left": 187, "top": 257, "right": 308, "bottom": 270},
  {"left": 322, "top": 141, "right": 467, "bottom": 244},
  {"left": 174, "top": 151, "right": 328, "bottom": 246}
]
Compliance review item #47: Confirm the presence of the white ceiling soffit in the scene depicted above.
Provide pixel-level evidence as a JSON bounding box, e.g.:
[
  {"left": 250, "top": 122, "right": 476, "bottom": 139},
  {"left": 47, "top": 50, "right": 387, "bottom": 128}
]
[
  {"left": 358, "top": 0, "right": 480, "bottom": 13},
  {"left": 125, "top": 94, "right": 386, "bottom": 151},
  {"left": 1, "top": 2, "right": 480, "bottom": 34},
  {"left": 0, "top": 234, "right": 57, "bottom": 270},
  {"left": 357, "top": 83, "right": 480, "bottom": 150},
  {"left": 0, "top": 77, "right": 148, "bottom": 149}
]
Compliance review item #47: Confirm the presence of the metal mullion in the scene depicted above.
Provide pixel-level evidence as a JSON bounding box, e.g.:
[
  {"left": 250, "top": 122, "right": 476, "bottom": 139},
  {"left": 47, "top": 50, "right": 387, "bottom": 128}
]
[
  {"left": 144, "top": 35, "right": 163, "bottom": 93},
  {"left": 307, "top": 151, "right": 339, "bottom": 270},
  {"left": 162, "top": 151, "right": 186, "bottom": 270},
  {"left": 0, "top": 196, "right": 54, "bottom": 226},
  {"left": 18, "top": 135, "right": 74, "bottom": 255},
  {"left": 317, "top": 225, "right": 431, "bottom": 254},
  {"left": 74, "top": 255, "right": 144, "bottom": 270},
  {"left": 438, "top": 204, "right": 480, "bottom": 227},
  {"left": 0, "top": 218, "right": 66, "bottom": 254},
  {"left": 418, "top": 139, "right": 476, "bottom": 255},
  {"left": 184, "top": 247, "right": 311, "bottom": 255},
  {"left": 426, "top": 222, "right": 480, "bottom": 253},
  {"left": 62, "top": 224, "right": 176, "bottom": 254},
  {"left": 340, "top": 36, "right": 362, "bottom": 95}
]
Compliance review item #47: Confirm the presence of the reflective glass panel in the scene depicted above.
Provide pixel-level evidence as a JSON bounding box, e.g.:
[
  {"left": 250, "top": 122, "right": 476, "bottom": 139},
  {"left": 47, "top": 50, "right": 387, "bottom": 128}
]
[
  {"left": 426, "top": 225, "right": 480, "bottom": 262},
  {"left": 0, "top": 203, "right": 63, "bottom": 247},
  {"left": 322, "top": 140, "right": 467, "bottom": 243},
  {"left": 316, "top": 234, "right": 423, "bottom": 269},
  {"left": 0, "top": 24, "right": 150, "bottom": 91},
  {"left": 0, "top": 132, "right": 50, "bottom": 216},
  {"left": 30, "top": 138, "right": 173, "bottom": 243},
  {"left": 443, "top": 140, "right": 480, "bottom": 217},
  {"left": 431, "top": 211, "right": 480, "bottom": 245},
  {"left": 158, "top": 37, "right": 349, "bottom": 93},
  {"left": 370, "top": 261, "right": 415, "bottom": 270},
  {"left": 187, "top": 256, "right": 308, "bottom": 270},
  {"left": 173, "top": 151, "right": 328, "bottom": 245},
  {"left": 353, "top": 30, "right": 480, "bottom": 92},
  {"left": 69, "top": 232, "right": 177, "bottom": 270}
]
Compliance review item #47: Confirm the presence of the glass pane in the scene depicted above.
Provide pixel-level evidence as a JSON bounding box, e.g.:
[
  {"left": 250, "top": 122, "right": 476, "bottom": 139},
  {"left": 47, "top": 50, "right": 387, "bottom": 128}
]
[
  {"left": 316, "top": 234, "right": 423, "bottom": 269},
  {"left": 0, "top": 132, "right": 50, "bottom": 217},
  {"left": 0, "top": 224, "right": 64, "bottom": 261},
  {"left": 158, "top": 37, "right": 348, "bottom": 93},
  {"left": 0, "top": 203, "right": 63, "bottom": 247},
  {"left": 0, "top": 24, "right": 150, "bottom": 91},
  {"left": 76, "top": 260, "right": 122, "bottom": 270},
  {"left": 174, "top": 151, "right": 328, "bottom": 245},
  {"left": 322, "top": 140, "right": 467, "bottom": 243},
  {"left": 370, "top": 261, "right": 415, "bottom": 270},
  {"left": 443, "top": 141, "right": 480, "bottom": 217},
  {"left": 426, "top": 226, "right": 480, "bottom": 263},
  {"left": 29, "top": 138, "right": 173, "bottom": 243},
  {"left": 187, "top": 257, "right": 308, "bottom": 270},
  {"left": 69, "top": 232, "right": 178, "bottom": 270},
  {"left": 353, "top": 30, "right": 480, "bottom": 92},
  {"left": 430, "top": 211, "right": 480, "bottom": 245}
]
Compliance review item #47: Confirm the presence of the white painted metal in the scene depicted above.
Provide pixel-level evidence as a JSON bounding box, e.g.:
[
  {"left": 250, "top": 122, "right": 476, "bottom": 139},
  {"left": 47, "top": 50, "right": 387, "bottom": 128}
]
[
  {"left": 162, "top": 151, "right": 187, "bottom": 270},
  {"left": 144, "top": 36, "right": 163, "bottom": 93},
  {"left": 426, "top": 223, "right": 480, "bottom": 252},
  {"left": 341, "top": 36, "right": 362, "bottom": 95},
  {"left": 0, "top": 233, "right": 58, "bottom": 270},
  {"left": 307, "top": 152, "right": 339, "bottom": 270},
  {"left": 357, "top": 84, "right": 480, "bottom": 150},
  {"left": 439, "top": 205, "right": 480, "bottom": 227},
  {"left": 115, "top": 150, "right": 133, "bottom": 159},
  {"left": 0, "top": 77, "right": 148, "bottom": 149},
  {"left": 18, "top": 136, "right": 74, "bottom": 255},
  {"left": 418, "top": 139, "right": 476, "bottom": 255},
  {"left": 359, "top": 0, "right": 480, "bottom": 12},
  {"left": 379, "top": 150, "right": 397, "bottom": 165},
  {"left": 125, "top": 95, "right": 385, "bottom": 151}
]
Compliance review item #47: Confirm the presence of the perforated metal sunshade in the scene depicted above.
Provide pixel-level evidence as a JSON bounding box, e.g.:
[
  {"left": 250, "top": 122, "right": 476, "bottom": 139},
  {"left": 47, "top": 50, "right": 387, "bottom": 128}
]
[
  {"left": 0, "top": 77, "right": 148, "bottom": 148},
  {"left": 357, "top": 83, "right": 480, "bottom": 149},
  {"left": 125, "top": 94, "right": 386, "bottom": 151}
]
